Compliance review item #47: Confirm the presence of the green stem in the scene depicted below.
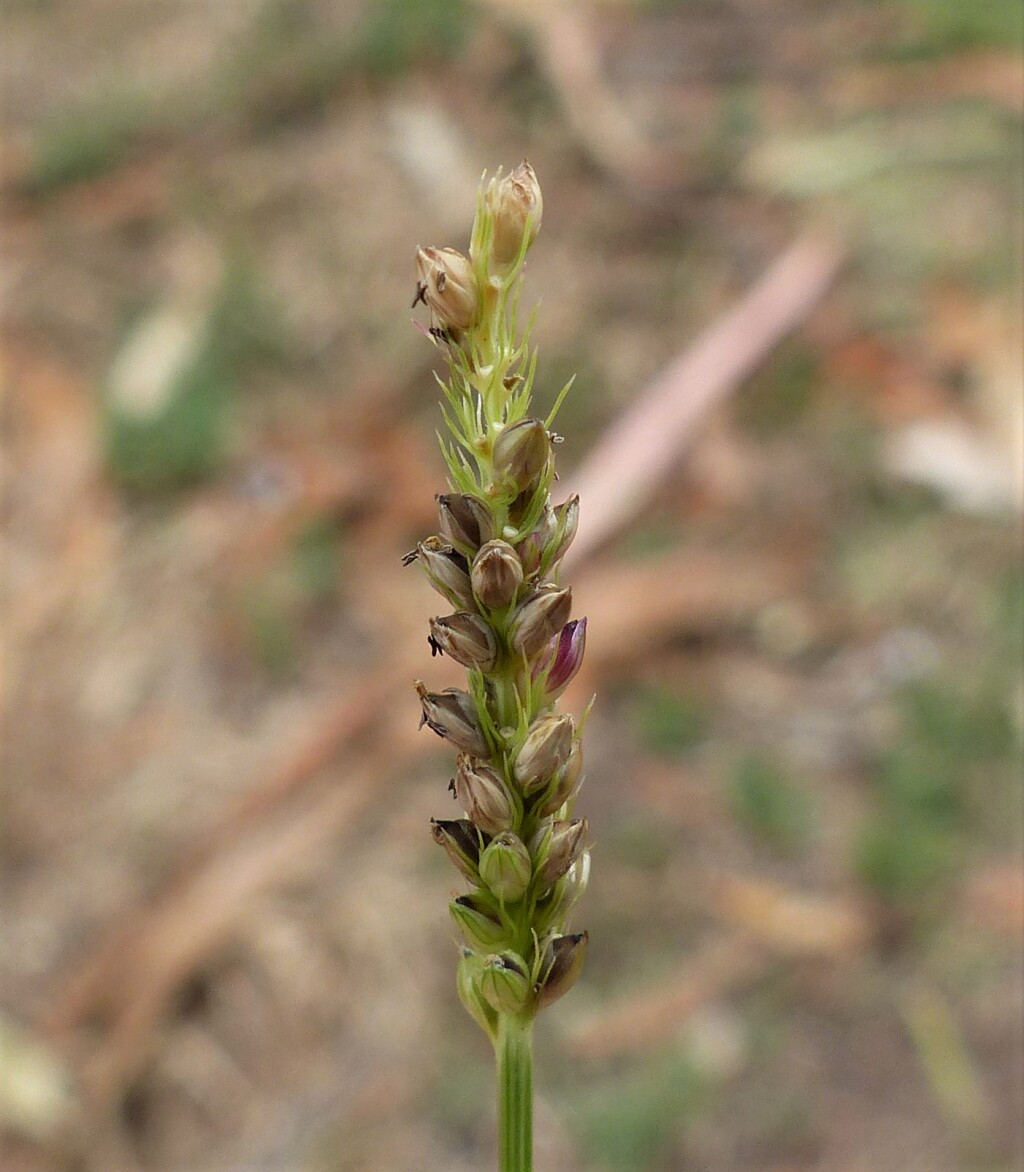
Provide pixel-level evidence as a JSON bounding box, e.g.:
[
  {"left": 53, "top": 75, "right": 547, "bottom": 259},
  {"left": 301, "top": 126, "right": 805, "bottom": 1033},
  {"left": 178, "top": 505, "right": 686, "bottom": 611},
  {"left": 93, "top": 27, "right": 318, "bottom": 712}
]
[{"left": 496, "top": 1013, "right": 534, "bottom": 1172}]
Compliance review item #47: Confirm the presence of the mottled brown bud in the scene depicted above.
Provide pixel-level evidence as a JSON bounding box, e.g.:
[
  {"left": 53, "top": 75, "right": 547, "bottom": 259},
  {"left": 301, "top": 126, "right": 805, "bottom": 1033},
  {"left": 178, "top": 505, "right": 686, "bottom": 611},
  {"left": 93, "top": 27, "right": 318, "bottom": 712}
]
[
  {"left": 535, "top": 931, "right": 588, "bottom": 1009},
  {"left": 471, "top": 540, "right": 524, "bottom": 610},
  {"left": 415, "top": 537, "right": 475, "bottom": 609},
  {"left": 509, "top": 585, "right": 573, "bottom": 659},
  {"left": 431, "top": 818, "right": 485, "bottom": 882},
  {"left": 479, "top": 831, "right": 532, "bottom": 903},
  {"left": 560, "top": 849, "right": 591, "bottom": 910},
  {"left": 492, "top": 419, "right": 551, "bottom": 495},
  {"left": 545, "top": 494, "right": 580, "bottom": 571},
  {"left": 416, "top": 681, "right": 491, "bottom": 758},
  {"left": 516, "top": 506, "right": 557, "bottom": 577},
  {"left": 429, "top": 613, "right": 498, "bottom": 672},
  {"left": 415, "top": 246, "right": 479, "bottom": 332},
  {"left": 454, "top": 757, "right": 514, "bottom": 835},
  {"left": 487, "top": 161, "right": 543, "bottom": 268},
  {"left": 536, "top": 737, "right": 584, "bottom": 816},
  {"left": 514, "top": 713, "right": 574, "bottom": 793},
  {"left": 437, "top": 493, "right": 495, "bottom": 556},
  {"left": 532, "top": 818, "right": 588, "bottom": 892}
]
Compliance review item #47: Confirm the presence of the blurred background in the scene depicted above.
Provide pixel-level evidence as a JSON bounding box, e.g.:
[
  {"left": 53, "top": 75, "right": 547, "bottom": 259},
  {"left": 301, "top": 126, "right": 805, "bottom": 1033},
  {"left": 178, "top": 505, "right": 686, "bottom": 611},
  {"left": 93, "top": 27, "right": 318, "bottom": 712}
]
[{"left": 2, "top": 1, "right": 1022, "bottom": 1169}]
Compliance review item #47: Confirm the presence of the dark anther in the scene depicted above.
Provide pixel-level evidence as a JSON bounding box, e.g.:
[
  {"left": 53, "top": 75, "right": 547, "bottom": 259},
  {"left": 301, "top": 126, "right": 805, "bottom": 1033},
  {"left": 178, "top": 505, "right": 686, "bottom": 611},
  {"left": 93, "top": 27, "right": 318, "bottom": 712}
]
[
  {"left": 401, "top": 548, "right": 419, "bottom": 566},
  {"left": 411, "top": 281, "right": 428, "bottom": 309},
  {"left": 428, "top": 634, "right": 444, "bottom": 657}
]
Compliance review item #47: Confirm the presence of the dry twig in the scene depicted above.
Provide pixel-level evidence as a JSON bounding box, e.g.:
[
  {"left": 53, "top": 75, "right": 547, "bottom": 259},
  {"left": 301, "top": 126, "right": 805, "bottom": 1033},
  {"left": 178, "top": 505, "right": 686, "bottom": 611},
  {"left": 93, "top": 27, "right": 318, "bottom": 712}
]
[{"left": 564, "top": 232, "right": 845, "bottom": 567}]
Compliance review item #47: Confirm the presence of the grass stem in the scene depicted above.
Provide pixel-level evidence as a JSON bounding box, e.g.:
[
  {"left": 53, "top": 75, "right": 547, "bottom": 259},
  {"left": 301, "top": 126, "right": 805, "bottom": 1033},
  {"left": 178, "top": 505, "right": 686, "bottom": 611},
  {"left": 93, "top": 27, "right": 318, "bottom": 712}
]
[{"left": 497, "top": 1013, "right": 534, "bottom": 1172}]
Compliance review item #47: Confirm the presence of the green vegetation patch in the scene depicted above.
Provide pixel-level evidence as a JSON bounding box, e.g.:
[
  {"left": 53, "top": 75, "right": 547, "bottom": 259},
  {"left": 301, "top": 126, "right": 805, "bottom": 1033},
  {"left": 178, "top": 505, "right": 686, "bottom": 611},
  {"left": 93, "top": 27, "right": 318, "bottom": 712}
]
[
  {"left": 855, "top": 678, "right": 1018, "bottom": 906},
  {"left": 890, "top": 0, "right": 1024, "bottom": 57},
  {"left": 729, "top": 754, "right": 815, "bottom": 853},
  {"left": 570, "top": 1049, "right": 707, "bottom": 1171},
  {"left": 631, "top": 684, "right": 709, "bottom": 757}
]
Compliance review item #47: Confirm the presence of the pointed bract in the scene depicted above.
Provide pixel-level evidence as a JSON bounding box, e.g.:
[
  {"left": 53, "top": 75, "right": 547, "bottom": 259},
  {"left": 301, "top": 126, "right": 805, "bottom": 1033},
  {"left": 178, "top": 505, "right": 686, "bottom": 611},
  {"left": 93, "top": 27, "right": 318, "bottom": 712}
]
[
  {"left": 479, "top": 952, "right": 533, "bottom": 1015},
  {"left": 536, "top": 738, "right": 584, "bottom": 816},
  {"left": 471, "top": 540, "right": 524, "bottom": 610},
  {"left": 457, "top": 948, "right": 499, "bottom": 1039},
  {"left": 560, "top": 849, "right": 591, "bottom": 911},
  {"left": 532, "top": 818, "right": 587, "bottom": 892},
  {"left": 416, "top": 537, "right": 475, "bottom": 609},
  {"left": 514, "top": 713, "right": 574, "bottom": 793},
  {"left": 438, "top": 493, "right": 495, "bottom": 555},
  {"left": 450, "top": 894, "right": 508, "bottom": 951},
  {"left": 516, "top": 506, "right": 556, "bottom": 577},
  {"left": 431, "top": 818, "right": 485, "bottom": 882},
  {"left": 454, "top": 757, "right": 515, "bottom": 835},
  {"left": 536, "top": 932, "right": 589, "bottom": 1009},
  {"left": 546, "top": 495, "right": 581, "bottom": 571},
  {"left": 486, "top": 161, "right": 543, "bottom": 268},
  {"left": 416, "top": 681, "right": 491, "bottom": 758},
  {"left": 479, "top": 831, "right": 532, "bottom": 903},
  {"left": 541, "top": 618, "right": 587, "bottom": 700},
  {"left": 415, "top": 246, "right": 479, "bottom": 332},
  {"left": 429, "top": 613, "right": 498, "bottom": 672},
  {"left": 493, "top": 419, "right": 551, "bottom": 495},
  {"left": 509, "top": 586, "right": 573, "bottom": 659}
]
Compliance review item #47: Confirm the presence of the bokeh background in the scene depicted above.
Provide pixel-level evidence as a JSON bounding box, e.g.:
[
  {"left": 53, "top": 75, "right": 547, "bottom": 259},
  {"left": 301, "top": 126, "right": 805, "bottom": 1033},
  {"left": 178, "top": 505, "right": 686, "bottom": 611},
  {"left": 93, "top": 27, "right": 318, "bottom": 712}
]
[{"left": 3, "top": 2, "right": 1023, "bottom": 1170}]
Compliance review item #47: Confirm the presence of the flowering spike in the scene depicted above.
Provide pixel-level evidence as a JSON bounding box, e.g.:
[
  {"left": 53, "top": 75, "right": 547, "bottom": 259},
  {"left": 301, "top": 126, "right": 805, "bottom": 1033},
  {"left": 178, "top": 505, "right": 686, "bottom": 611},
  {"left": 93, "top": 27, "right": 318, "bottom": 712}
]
[{"left": 412, "top": 167, "right": 590, "bottom": 1147}]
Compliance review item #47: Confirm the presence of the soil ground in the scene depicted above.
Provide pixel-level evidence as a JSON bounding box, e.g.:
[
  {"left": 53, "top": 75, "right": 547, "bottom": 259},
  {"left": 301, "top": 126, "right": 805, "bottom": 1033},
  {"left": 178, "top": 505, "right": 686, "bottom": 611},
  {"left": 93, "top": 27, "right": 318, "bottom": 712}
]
[{"left": 2, "top": 2, "right": 1022, "bottom": 1170}]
